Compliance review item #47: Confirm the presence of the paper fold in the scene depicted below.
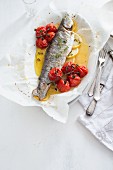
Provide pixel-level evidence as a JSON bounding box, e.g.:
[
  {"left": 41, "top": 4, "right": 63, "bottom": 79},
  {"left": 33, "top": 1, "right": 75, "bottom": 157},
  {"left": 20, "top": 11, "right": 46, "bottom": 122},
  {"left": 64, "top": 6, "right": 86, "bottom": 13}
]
[{"left": 0, "top": 0, "right": 113, "bottom": 122}]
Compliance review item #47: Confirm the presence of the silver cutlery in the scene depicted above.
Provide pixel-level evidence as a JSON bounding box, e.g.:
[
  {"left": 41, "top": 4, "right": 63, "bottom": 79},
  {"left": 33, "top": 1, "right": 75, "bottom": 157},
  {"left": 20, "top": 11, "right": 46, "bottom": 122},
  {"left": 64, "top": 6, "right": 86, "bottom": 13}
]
[
  {"left": 88, "top": 43, "right": 109, "bottom": 98},
  {"left": 86, "top": 48, "right": 113, "bottom": 116},
  {"left": 93, "top": 50, "right": 106, "bottom": 101},
  {"left": 86, "top": 84, "right": 104, "bottom": 116},
  {"left": 88, "top": 70, "right": 98, "bottom": 97}
]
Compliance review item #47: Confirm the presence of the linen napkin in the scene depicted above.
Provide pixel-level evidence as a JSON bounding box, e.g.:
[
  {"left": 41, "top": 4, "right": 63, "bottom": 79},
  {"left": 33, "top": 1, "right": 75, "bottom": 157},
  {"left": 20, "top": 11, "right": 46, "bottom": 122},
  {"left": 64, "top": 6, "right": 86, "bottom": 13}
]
[{"left": 79, "top": 41, "right": 113, "bottom": 151}]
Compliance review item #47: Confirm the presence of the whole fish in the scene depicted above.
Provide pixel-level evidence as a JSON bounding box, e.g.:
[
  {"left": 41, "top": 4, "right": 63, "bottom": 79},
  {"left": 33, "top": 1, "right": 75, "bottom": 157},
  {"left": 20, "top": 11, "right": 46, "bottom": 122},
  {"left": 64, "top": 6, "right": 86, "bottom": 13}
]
[{"left": 33, "top": 13, "right": 74, "bottom": 100}]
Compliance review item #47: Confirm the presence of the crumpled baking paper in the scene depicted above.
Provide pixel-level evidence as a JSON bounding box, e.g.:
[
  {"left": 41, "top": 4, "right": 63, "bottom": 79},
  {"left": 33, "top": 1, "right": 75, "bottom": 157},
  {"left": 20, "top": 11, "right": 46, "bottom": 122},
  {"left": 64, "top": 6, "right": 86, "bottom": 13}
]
[{"left": 0, "top": 0, "right": 113, "bottom": 123}]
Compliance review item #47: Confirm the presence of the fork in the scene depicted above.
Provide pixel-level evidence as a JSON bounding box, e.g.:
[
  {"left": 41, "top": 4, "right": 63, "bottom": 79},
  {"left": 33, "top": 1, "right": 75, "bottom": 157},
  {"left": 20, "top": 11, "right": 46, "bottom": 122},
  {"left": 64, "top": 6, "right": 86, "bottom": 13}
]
[
  {"left": 88, "top": 44, "right": 109, "bottom": 97},
  {"left": 93, "top": 49, "right": 106, "bottom": 101},
  {"left": 86, "top": 45, "right": 110, "bottom": 116},
  {"left": 86, "top": 50, "right": 113, "bottom": 116}
]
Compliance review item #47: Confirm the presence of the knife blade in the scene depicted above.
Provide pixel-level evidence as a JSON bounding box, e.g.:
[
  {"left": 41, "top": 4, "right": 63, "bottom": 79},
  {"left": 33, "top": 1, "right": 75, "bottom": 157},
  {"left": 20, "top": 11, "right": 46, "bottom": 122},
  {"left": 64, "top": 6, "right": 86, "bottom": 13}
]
[{"left": 100, "top": 46, "right": 113, "bottom": 86}]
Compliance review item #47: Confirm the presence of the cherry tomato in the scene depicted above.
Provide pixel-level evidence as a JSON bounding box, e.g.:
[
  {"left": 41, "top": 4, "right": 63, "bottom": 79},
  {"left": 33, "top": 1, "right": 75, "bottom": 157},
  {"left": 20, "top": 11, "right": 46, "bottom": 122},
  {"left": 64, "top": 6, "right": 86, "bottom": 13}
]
[
  {"left": 48, "top": 68, "right": 63, "bottom": 82},
  {"left": 77, "top": 66, "right": 88, "bottom": 78},
  {"left": 45, "top": 32, "right": 55, "bottom": 42},
  {"left": 57, "top": 79, "right": 70, "bottom": 92},
  {"left": 46, "top": 23, "right": 57, "bottom": 33},
  {"left": 61, "top": 62, "right": 77, "bottom": 74},
  {"left": 67, "top": 74, "right": 81, "bottom": 87},
  {"left": 36, "top": 38, "right": 48, "bottom": 49},
  {"left": 35, "top": 26, "right": 47, "bottom": 38}
]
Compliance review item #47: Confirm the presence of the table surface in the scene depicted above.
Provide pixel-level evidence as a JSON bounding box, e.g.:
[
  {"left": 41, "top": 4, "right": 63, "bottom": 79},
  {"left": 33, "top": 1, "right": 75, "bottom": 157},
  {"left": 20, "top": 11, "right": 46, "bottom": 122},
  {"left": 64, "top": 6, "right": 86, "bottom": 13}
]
[{"left": 0, "top": 0, "right": 113, "bottom": 170}]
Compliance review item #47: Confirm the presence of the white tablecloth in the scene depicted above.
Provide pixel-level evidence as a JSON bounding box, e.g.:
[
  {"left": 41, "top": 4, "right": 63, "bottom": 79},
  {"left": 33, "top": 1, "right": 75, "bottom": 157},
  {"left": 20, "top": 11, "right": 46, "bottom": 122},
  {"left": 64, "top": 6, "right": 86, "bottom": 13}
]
[{"left": 0, "top": 0, "right": 113, "bottom": 170}]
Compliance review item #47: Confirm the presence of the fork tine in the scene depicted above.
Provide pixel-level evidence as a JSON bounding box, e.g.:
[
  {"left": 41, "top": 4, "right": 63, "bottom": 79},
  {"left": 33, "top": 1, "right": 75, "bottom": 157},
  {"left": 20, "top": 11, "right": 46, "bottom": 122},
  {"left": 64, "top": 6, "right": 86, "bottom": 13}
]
[
  {"left": 98, "top": 43, "right": 109, "bottom": 61},
  {"left": 101, "top": 49, "right": 105, "bottom": 59},
  {"left": 99, "top": 49, "right": 103, "bottom": 57},
  {"left": 102, "top": 51, "right": 106, "bottom": 58},
  {"left": 102, "top": 46, "right": 107, "bottom": 59},
  {"left": 104, "top": 43, "right": 110, "bottom": 54},
  {"left": 103, "top": 47, "right": 108, "bottom": 58},
  {"left": 99, "top": 51, "right": 103, "bottom": 60}
]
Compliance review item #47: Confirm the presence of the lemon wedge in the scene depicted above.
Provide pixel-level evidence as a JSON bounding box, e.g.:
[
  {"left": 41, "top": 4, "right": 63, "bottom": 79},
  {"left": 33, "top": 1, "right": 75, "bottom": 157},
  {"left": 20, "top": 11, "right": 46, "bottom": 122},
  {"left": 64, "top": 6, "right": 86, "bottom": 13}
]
[
  {"left": 72, "top": 33, "right": 82, "bottom": 49},
  {"left": 67, "top": 48, "right": 79, "bottom": 59}
]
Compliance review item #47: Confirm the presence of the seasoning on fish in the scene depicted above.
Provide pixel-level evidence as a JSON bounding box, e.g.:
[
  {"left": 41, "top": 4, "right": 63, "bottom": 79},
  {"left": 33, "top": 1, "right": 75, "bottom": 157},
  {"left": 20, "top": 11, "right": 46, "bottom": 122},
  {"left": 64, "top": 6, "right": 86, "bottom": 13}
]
[{"left": 32, "top": 13, "right": 74, "bottom": 100}]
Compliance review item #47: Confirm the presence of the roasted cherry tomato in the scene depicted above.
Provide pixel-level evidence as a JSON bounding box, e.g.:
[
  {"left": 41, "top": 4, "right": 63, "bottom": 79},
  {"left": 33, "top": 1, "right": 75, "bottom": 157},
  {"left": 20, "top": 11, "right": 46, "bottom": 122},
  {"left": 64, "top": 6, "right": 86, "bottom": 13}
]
[
  {"left": 36, "top": 38, "right": 48, "bottom": 49},
  {"left": 67, "top": 74, "right": 81, "bottom": 87},
  {"left": 45, "top": 32, "right": 55, "bottom": 42},
  {"left": 46, "top": 23, "right": 57, "bottom": 33},
  {"left": 77, "top": 66, "right": 88, "bottom": 78},
  {"left": 35, "top": 26, "right": 47, "bottom": 38},
  {"left": 61, "top": 62, "right": 77, "bottom": 74},
  {"left": 57, "top": 79, "right": 70, "bottom": 92},
  {"left": 48, "top": 68, "right": 62, "bottom": 82}
]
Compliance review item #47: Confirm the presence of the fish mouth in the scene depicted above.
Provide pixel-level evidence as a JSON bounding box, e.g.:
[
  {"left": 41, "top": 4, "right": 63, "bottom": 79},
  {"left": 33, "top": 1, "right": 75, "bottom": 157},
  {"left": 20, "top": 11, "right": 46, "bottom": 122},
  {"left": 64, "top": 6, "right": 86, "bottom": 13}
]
[
  {"left": 63, "top": 26, "right": 73, "bottom": 31},
  {"left": 62, "top": 13, "right": 73, "bottom": 30}
]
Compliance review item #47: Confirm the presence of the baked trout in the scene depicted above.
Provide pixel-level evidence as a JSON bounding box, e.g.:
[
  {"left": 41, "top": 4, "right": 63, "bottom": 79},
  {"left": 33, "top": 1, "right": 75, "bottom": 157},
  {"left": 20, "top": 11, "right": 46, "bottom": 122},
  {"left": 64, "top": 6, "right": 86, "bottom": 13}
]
[{"left": 33, "top": 13, "right": 74, "bottom": 100}]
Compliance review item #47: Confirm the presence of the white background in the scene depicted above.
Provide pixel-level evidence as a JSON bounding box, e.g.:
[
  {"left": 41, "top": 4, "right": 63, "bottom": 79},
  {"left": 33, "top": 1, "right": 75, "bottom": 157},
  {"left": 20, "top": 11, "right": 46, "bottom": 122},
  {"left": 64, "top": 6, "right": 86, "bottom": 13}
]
[{"left": 0, "top": 0, "right": 113, "bottom": 170}]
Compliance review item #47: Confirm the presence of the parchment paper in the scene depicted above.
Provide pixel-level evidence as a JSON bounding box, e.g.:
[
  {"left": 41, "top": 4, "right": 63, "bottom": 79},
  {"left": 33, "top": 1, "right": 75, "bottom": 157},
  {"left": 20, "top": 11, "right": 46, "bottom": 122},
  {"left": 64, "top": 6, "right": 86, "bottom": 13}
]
[{"left": 0, "top": 0, "right": 113, "bottom": 123}]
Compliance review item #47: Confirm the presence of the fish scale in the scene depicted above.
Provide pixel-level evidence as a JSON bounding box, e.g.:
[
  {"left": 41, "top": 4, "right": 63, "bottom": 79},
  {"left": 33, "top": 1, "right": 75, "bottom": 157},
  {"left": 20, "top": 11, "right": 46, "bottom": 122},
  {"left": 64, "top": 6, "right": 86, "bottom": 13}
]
[{"left": 33, "top": 13, "right": 74, "bottom": 100}]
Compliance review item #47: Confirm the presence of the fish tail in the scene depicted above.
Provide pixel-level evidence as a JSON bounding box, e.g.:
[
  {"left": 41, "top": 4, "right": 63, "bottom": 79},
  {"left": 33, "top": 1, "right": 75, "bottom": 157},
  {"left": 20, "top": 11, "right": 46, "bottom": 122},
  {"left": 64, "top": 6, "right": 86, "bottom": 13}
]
[
  {"left": 32, "top": 88, "right": 40, "bottom": 97},
  {"left": 32, "top": 82, "right": 50, "bottom": 100}
]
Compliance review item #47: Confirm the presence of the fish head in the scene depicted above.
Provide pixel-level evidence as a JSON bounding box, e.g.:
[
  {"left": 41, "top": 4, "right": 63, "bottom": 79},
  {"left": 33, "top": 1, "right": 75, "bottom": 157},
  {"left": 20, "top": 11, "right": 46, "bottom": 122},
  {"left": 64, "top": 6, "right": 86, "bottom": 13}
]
[{"left": 62, "top": 13, "right": 73, "bottom": 30}]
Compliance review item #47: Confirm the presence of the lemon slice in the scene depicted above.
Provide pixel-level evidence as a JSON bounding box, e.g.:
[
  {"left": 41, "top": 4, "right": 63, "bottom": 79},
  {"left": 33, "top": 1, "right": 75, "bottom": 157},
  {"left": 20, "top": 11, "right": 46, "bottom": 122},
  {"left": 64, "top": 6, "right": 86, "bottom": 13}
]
[
  {"left": 67, "top": 48, "right": 79, "bottom": 59},
  {"left": 72, "top": 33, "right": 82, "bottom": 49}
]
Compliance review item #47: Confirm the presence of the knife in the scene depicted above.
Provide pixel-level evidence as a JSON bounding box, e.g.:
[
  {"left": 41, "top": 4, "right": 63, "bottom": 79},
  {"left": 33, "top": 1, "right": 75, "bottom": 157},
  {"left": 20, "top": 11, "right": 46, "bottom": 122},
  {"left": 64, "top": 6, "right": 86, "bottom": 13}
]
[
  {"left": 100, "top": 51, "right": 113, "bottom": 86},
  {"left": 86, "top": 49, "right": 113, "bottom": 116}
]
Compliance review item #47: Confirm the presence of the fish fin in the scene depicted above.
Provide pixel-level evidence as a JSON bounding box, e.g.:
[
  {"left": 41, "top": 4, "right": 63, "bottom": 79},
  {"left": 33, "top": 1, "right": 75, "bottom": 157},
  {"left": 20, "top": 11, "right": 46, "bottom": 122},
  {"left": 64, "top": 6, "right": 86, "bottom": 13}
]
[{"left": 32, "top": 88, "right": 39, "bottom": 97}]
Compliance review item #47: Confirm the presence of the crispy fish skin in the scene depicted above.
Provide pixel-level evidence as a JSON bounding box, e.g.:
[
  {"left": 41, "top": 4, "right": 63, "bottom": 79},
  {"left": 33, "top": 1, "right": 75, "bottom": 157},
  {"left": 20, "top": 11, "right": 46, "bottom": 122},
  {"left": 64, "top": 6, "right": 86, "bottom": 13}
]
[{"left": 33, "top": 14, "right": 74, "bottom": 100}]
